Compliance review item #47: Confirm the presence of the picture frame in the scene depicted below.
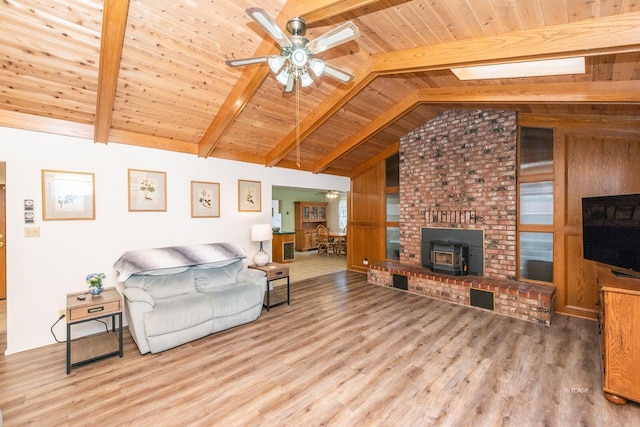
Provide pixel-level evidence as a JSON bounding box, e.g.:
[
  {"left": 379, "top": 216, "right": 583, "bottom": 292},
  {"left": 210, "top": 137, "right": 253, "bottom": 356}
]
[
  {"left": 191, "top": 181, "right": 220, "bottom": 218},
  {"left": 41, "top": 170, "right": 95, "bottom": 220},
  {"left": 128, "top": 169, "right": 167, "bottom": 212},
  {"left": 238, "top": 179, "right": 261, "bottom": 212}
]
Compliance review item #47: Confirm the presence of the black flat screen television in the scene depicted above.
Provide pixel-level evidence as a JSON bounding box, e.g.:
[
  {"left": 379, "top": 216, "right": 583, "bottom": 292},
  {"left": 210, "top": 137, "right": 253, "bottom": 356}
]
[{"left": 582, "top": 193, "right": 640, "bottom": 275}]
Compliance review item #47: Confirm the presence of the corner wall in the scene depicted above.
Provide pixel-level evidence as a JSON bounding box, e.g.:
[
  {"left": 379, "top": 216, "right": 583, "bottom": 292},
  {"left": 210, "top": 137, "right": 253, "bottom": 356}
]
[{"left": 399, "top": 110, "right": 518, "bottom": 280}]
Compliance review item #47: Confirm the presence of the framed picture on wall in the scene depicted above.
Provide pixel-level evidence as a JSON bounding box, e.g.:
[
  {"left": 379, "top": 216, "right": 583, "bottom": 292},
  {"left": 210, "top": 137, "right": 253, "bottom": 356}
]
[
  {"left": 238, "top": 179, "right": 261, "bottom": 212},
  {"left": 128, "top": 169, "right": 167, "bottom": 212},
  {"left": 191, "top": 181, "right": 220, "bottom": 218},
  {"left": 41, "top": 170, "right": 95, "bottom": 220}
]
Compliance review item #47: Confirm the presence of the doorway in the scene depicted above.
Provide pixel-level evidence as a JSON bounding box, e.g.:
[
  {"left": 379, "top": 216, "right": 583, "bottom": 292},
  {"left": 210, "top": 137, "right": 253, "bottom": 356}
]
[{"left": 272, "top": 186, "right": 347, "bottom": 282}]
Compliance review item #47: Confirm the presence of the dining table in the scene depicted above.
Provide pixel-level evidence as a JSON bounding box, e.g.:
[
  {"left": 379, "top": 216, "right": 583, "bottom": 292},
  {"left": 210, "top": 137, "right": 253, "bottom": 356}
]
[{"left": 329, "top": 231, "right": 347, "bottom": 256}]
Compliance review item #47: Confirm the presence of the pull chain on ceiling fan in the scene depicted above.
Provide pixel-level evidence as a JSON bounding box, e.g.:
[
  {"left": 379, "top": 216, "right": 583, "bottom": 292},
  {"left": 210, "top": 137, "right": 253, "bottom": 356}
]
[{"left": 226, "top": 8, "right": 360, "bottom": 93}]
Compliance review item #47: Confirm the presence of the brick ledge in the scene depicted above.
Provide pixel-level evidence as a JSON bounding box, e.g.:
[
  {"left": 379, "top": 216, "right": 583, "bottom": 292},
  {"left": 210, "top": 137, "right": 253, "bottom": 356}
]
[{"left": 368, "top": 261, "right": 555, "bottom": 325}]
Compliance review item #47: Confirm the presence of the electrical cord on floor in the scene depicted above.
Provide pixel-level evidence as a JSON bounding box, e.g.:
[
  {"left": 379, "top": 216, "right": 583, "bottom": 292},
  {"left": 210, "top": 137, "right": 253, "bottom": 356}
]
[
  {"left": 50, "top": 315, "right": 112, "bottom": 343},
  {"left": 50, "top": 313, "right": 65, "bottom": 343},
  {"left": 94, "top": 318, "right": 110, "bottom": 333}
]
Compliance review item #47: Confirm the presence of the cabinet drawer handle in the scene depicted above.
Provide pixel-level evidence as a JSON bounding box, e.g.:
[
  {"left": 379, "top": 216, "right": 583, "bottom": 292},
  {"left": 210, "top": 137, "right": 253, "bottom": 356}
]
[
  {"left": 275, "top": 271, "right": 283, "bottom": 276},
  {"left": 88, "top": 306, "right": 104, "bottom": 313}
]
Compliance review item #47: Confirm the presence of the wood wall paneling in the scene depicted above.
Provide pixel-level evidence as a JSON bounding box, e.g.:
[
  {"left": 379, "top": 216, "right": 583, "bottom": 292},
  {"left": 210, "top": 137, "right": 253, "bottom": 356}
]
[
  {"left": 348, "top": 161, "right": 385, "bottom": 272},
  {"left": 558, "top": 133, "right": 640, "bottom": 318}
]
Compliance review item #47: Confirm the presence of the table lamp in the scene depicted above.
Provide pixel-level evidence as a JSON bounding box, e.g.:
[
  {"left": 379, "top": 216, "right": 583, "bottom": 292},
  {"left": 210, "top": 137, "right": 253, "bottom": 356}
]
[{"left": 251, "top": 223, "right": 273, "bottom": 266}]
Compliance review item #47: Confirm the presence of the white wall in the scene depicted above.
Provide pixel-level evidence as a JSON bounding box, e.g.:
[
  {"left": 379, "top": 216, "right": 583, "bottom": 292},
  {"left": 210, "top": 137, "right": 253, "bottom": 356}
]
[{"left": 0, "top": 126, "right": 349, "bottom": 354}]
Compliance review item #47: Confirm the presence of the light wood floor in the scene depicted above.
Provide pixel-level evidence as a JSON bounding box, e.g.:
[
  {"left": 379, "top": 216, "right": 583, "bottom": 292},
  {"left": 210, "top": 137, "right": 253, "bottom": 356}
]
[
  {"left": 1, "top": 271, "right": 640, "bottom": 426},
  {"left": 288, "top": 249, "right": 347, "bottom": 283}
]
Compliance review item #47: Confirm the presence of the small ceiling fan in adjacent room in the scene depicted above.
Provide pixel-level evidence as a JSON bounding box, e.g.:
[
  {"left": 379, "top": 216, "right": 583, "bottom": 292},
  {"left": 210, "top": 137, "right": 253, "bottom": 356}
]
[{"left": 226, "top": 8, "right": 360, "bottom": 93}]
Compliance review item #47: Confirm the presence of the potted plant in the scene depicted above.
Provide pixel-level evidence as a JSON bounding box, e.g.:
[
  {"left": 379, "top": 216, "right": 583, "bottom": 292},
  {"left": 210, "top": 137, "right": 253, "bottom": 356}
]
[{"left": 86, "top": 272, "right": 106, "bottom": 296}]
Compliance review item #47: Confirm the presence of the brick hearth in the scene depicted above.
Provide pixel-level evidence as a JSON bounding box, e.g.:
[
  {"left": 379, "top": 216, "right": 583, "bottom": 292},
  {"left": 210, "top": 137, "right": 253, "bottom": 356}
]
[{"left": 368, "top": 261, "right": 555, "bottom": 325}]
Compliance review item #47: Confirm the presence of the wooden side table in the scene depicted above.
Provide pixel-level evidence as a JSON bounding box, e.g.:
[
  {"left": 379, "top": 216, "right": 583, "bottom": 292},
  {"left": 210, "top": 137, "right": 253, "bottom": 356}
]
[
  {"left": 248, "top": 263, "right": 290, "bottom": 310},
  {"left": 66, "top": 287, "right": 123, "bottom": 374}
]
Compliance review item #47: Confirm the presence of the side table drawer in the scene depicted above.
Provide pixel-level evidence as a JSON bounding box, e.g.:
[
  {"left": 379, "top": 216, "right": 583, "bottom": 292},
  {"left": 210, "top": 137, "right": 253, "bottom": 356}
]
[
  {"left": 266, "top": 268, "right": 289, "bottom": 280},
  {"left": 68, "top": 300, "right": 121, "bottom": 322}
]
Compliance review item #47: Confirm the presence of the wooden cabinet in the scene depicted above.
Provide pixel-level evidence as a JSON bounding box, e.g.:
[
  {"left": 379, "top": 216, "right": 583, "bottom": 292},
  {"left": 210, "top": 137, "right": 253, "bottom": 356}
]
[
  {"left": 273, "top": 232, "right": 295, "bottom": 263},
  {"left": 597, "top": 265, "right": 640, "bottom": 405},
  {"left": 294, "top": 202, "right": 327, "bottom": 251}
]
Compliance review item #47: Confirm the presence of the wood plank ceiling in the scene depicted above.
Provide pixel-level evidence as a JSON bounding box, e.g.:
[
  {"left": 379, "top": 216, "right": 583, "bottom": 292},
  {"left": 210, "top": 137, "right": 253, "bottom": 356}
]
[{"left": 2, "top": 0, "right": 640, "bottom": 176}]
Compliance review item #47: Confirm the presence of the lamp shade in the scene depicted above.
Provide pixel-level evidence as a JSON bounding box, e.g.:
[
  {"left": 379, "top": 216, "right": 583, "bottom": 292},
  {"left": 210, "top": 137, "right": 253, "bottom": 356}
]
[{"left": 251, "top": 223, "right": 273, "bottom": 242}]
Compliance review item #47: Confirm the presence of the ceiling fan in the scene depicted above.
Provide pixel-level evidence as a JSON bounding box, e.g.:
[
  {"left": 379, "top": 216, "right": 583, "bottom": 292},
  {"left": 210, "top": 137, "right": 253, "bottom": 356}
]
[{"left": 226, "top": 8, "right": 360, "bottom": 93}]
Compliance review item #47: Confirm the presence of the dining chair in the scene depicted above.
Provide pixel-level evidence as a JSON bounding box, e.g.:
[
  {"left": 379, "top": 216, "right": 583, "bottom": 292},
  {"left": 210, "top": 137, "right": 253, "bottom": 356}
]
[
  {"left": 337, "top": 226, "right": 347, "bottom": 257},
  {"left": 316, "top": 225, "right": 334, "bottom": 256}
]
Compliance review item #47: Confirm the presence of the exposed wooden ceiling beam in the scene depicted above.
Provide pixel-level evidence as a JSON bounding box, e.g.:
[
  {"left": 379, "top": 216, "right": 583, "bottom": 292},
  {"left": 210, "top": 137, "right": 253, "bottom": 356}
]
[
  {"left": 197, "top": 0, "right": 385, "bottom": 158},
  {"left": 411, "top": 81, "right": 640, "bottom": 104},
  {"left": 0, "top": 110, "right": 93, "bottom": 140},
  {"left": 297, "top": 0, "right": 396, "bottom": 22},
  {"left": 94, "top": 0, "right": 130, "bottom": 144},
  {"left": 274, "top": 12, "right": 640, "bottom": 172},
  {"left": 372, "top": 12, "right": 640, "bottom": 74},
  {"left": 196, "top": 47, "right": 276, "bottom": 158},
  {"left": 312, "top": 80, "right": 640, "bottom": 173},
  {"left": 109, "top": 129, "right": 198, "bottom": 155}
]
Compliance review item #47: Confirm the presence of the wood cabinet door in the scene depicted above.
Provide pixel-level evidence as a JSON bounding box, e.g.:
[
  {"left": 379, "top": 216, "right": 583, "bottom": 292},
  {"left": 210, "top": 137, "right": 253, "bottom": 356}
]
[{"left": 604, "top": 290, "right": 640, "bottom": 402}]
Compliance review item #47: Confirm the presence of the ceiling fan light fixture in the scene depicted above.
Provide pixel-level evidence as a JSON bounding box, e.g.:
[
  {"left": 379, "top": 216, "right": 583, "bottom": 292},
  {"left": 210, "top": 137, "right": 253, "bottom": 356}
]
[
  {"left": 285, "top": 73, "right": 295, "bottom": 93},
  {"left": 300, "top": 71, "right": 313, "bottom": 87},
  {"left": 309, "top": 59, "right": 325, "bottom": 77},
  {"left": 228, "top": 8, "right": 359, "bottom": 92},
  {"left": 276, "top": 69, "right": 290, "bottom": 86},
  {"left": 325, "top": 190, "right": 339, "bottom": 199},
  {"left": 268, "top": 56, "right": 285, "bottom": 73},
  {"left": 291, "top": 48, "right": 308, "bottom": 67}
]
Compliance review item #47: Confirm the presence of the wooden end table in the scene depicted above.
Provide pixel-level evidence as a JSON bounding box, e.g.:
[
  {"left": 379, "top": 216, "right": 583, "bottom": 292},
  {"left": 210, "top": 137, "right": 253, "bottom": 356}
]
[
  {"left": 66, "top": 287, "right": 123, "bottom": 374},
  {"left": 249, "top": 263, "right": 290, "bottom": 310}
]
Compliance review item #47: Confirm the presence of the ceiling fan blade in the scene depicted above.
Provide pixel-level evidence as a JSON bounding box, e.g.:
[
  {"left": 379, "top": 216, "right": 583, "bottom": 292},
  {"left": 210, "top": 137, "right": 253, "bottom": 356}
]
[
  {"left": 246, "top": 7, "right": 292, "bottom": 47},
  {"left": 225, "top": 56, "right": 270, "bottom": 67},
  {"left": 306, "top": 21, "right": 360, "bottom": 54},
  {"left": 323, "top": 62, "right": 355, "bottom": 84}
]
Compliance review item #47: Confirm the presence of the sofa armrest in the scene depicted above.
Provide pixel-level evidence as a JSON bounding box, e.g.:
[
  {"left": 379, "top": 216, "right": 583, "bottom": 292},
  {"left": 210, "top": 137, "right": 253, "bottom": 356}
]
[
  {"left": 237, "top": 268, "right": 265, "bottom": 285},
  {"left": 237, "top": 269, "right": 267, "bottom": 293},
  {"left": 122, "top": 287, "right": 154, "bottom": 354},
  {"left": 123, "top": 287, "right": 155, "bottom": 308}
]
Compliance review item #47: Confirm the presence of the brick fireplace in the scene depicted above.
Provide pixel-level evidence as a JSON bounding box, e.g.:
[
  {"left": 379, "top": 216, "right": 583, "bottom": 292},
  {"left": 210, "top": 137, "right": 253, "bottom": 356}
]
[
  {"left": 367, "top": 109, "right": 555, "bottom": 324},
  {"left": 399, "top": 109, "right": 517, "bottom": 280}
]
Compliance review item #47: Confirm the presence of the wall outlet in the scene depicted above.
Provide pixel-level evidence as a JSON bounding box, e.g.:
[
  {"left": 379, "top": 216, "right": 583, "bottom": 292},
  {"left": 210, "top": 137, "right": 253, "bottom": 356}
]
[{"left": 24, "top": 226, "right": 40, "bottom": 237}]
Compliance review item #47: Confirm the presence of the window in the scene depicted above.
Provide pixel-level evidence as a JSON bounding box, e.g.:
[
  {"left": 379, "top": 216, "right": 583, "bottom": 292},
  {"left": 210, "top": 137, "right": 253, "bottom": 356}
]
[
  {"left": 386, "top": 227, "right": 400, "bottom": 260},
  {"left": 519, "top": 232, "right": 553, "bottom": 282},
  {"left": 385, "top": 153, "right": 400, "bottom": 260},
  {"left": 338, "top": 198, "right": 347, "bottom": 231},
  {"left": 386, "top": 153, "right": 399, "bottom": 187},
  {"left": 520, "top": 127, "right": 553, "bottom": 176},
  {"left": 518, "top": 127, "right": 554, "bottom": 283},
  {"left": 520, "top": 181, "right": 553, "bottom": 225},
  {"left": 386, "top": 193, "right": 399, "bottom": 222}
]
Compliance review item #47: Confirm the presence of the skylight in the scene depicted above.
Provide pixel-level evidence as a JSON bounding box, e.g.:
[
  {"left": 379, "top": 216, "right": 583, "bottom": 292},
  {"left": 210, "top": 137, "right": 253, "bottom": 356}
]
[{"left": 451, "top": 57, "right": 586, "bottom": 80}]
